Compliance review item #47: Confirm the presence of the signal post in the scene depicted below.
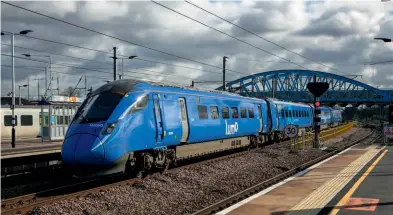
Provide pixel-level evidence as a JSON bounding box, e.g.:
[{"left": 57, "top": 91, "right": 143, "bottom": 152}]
[{"left": 307, "top": 78, "right": 329, "bottom": 148}]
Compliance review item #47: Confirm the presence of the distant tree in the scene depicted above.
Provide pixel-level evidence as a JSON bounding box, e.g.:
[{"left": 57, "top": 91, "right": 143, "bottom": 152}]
[{"left": 63, "top": 86, "right": 80, "bottom": 97}]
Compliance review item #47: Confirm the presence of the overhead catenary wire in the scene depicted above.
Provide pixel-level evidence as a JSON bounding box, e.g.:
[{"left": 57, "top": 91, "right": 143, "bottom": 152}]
[
  {"left": 184, "top": 0, "right": 343, "bottom": 73},
  {"left": 2, "top": 1, "right": 247, "bottom": 76},
  {"left": 1, "top": 44, "right": 195, "bottom": 80},
  {"left": 1, "top": 54, "right": 183, "bottom": 85},
  {"left": 151, "top": 1, "right": 313, "bottom": 72},
  {"left": 1, "top": 43, "right": 113, "bottom": 67},
  {"left": 70, "top": 75, "right": 83, "bottom": 97},
  {"left": 12, "top": 35, "right": 230, "bottom": 75}
]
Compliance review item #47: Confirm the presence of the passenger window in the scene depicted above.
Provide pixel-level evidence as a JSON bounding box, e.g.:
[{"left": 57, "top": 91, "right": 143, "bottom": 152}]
[
  {"left": 4, "top": 115, "right": 17, "bottom": 126},
  {"left": 222, "top": 107, "right": 230, "bottom": 119},
  {"left": 231, "top": 107, "right": 239, "bottom": 118},
  {"left": 289, "top": 110, "right": 292, "bottom": 118},
  {"left": 284, "top": 110, "right": 288, "bottom": 118},
  {"left": 56, "top": 116, "right": 63, "bottom": 125},
  {"left": 240, "top": 107, "right": 247, "bottom": 118},
  {"left": 210, "top": 106, "right": 219, "bottom": 119},
  {"left": 198, "top": 105, "right": 208, "bottom": 119},
  {"left": 281, "top": 110, "right": 284, "bottom": 117},
  {"left": 129, "top": 94, "right": 149, "bottom": 114},
  {"left": 248, "top": 108, "right": 254, "bottom": 118},
  {"left": 65, "top": 116, "right": 70, "bottom": 124}
]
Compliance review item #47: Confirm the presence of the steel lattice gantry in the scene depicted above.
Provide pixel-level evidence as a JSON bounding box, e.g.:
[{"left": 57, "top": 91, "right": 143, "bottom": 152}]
[{"left": 215, "top": 70, "right": 393, "bottom": 104}]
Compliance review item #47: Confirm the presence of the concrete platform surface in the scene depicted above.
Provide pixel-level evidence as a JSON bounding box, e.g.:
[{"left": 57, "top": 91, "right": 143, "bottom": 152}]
[
  {"left": 1, "top": 138, "right": 62, "bottom": 158},
  {"left": 216, "top": 141, "right": 390, "bottom": 215}
]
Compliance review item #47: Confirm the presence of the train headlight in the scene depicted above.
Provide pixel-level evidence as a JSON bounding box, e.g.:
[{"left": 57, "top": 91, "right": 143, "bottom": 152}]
[{"left": 101, "top": 122, "right": 117, "bottom": 136}]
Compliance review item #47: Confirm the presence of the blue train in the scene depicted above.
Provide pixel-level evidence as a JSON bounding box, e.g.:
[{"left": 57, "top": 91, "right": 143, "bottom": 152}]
[{"left": 61, "top": 79, "right": 343, "bottom": 177}]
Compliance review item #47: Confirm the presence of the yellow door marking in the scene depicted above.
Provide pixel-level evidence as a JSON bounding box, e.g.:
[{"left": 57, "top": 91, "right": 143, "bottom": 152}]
[{"left": 329, "top": 149, "right": 388, "bottom": 215}]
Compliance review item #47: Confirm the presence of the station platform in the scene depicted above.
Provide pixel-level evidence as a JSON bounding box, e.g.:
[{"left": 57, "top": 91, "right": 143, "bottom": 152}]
[
  {"left": 217, "top": 140, "right": 391, "bottom": 215},
  {"left": 1, "top": 138, "right": 62, "bottom": 159}
]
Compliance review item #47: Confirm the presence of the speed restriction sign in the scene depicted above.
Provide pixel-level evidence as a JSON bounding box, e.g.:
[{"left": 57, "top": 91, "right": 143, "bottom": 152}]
[{"left": 284, "top": 124, "right": 298, "bottom": 138}]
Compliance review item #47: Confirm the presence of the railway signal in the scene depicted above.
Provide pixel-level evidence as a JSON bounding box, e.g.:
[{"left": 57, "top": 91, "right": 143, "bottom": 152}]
[
  {"left": 307, "top": 76, "right": 329, "bottom": 148},
  {"left": 314, "top": 107, "right": 321, "bottom": 131}
]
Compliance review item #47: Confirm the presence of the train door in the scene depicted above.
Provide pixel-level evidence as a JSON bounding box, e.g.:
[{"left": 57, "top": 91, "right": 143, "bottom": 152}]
[
  {"left": 40, "top": 111, "right": 49, "bottom": 140},
  {"left": 275, "top": 104, "right": 279, "bottom": 129},
  {"left": 257, "top": 104, "right": 263, "bottom": 133},
  {"left": 153, "top": 94, "right": 164, "bottom": 144},
  {"left": 178, "top": 98, "right": 189, "bottom": 142}
]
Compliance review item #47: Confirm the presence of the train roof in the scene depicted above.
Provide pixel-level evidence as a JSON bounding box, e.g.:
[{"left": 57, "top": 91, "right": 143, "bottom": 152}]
[
  {"left": 96, "top": 79, "right": 266, "bottom": 102},
  {"left": 95, "top": 80, "right": 344, "bottom": 110},
  {"left": 267, "top": 99, "right": 312, "bottom": 108}
]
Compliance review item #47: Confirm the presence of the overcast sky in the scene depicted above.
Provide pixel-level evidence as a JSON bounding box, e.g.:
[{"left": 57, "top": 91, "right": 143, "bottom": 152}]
[{"left": 1, "top": 0, "right": 393, "bottom": 100}]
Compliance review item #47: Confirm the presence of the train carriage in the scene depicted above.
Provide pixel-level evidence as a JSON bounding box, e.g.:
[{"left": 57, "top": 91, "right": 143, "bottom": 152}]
[
  {"left": 0, "top": 106, "right": 44, "bottom": 139},
  {"left": 60, "top": 79, "right": 344, "bottom": 177}
]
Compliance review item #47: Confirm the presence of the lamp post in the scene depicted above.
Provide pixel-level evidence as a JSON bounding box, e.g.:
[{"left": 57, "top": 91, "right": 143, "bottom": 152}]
[
  {"left": 18, "top": 85, "right": 28, "bottom": 105},
  {"left": 33, "top": 78, "right": 44, "bottom": 100},
  {"left": 113, "top": 55, "right": 138, "bottom": 80},
  {"left": 121, "top": 55, "right": 137, "bottom": 80},
  {"left": 374, "top": 37, "right": 392, "bottom": 43},
  {"left": 374, "top": 37, "right": 393, "bottom": 124},
  {"left": 22, "top": 54, "right": 52, "bottom": 97},
  {"left": 1, "top": 29, "right": 33, "bottom": 148},
  {"left": 223, "top": 56, "right": 229, "bottom": 91}
]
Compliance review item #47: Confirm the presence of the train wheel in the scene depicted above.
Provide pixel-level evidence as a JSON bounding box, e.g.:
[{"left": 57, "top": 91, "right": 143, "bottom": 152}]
[{"left": 135, "top": 152, "right": 153, "bottom": 178}]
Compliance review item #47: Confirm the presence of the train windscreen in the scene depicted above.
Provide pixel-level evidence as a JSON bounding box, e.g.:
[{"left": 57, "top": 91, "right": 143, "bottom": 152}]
[{"left": 72, "top": 92, "right": 123, "bottom": 124}]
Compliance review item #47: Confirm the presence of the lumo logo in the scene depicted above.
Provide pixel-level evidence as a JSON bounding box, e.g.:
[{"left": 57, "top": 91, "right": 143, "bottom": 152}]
[{"left": 225, "top": 120, "right": 239, "bottom": 135}]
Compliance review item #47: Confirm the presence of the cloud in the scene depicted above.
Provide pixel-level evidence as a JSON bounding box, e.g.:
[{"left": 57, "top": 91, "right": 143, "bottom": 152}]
[{"left": 1, "top": 0, "right": 393, "bottom": 100}]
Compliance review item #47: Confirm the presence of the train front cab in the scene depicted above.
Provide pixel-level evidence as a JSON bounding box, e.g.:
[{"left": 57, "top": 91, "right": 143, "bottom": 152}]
[{"left": 61, "top": 80, "right": 147, "bottom": 177}]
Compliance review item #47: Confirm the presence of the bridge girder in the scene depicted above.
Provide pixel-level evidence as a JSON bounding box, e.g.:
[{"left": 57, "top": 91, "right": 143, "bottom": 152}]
[{"left": 216, "top": 70, "right": 393, "bottom": 104}]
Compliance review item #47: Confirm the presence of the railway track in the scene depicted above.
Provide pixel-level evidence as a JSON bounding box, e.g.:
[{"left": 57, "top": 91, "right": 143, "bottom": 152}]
[
  {"left": 191, "top": 130, "right": 381, "bottom": 215},
  {"left": 1, "top": 124, "right": 369, "bottom": 215},
  {"left": 0, "top": 144, "right": 261, "bottom": 215}
]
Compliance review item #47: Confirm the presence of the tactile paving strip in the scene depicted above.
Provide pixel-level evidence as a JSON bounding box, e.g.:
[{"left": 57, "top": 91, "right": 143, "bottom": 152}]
[{"left": 285, "top": 146, "right": 382, "bottom": 215}]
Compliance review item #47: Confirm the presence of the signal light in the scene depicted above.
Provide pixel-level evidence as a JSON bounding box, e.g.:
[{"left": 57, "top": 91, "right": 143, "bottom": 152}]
[{"left": 315, "top": 101, "right": 320, "bottom": 107}]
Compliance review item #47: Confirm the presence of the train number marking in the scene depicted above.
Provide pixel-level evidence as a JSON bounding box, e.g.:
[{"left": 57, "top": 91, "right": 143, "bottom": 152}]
[
  {"left": 231, "top": 139, "right": 241, "bottom": 146},
  {"left": 89, "top": 124, "right": 104, "bottom": 127}
]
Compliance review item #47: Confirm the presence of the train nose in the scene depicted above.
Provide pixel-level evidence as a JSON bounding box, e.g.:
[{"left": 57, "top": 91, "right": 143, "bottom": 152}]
[{"left": 61, "top": 134, "right": 105, "bottom": 166}]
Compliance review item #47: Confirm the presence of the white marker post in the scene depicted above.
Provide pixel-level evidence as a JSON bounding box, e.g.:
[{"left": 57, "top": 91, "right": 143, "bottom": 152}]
[{"left": 383, "top": 125, "right": 393, "bottom": 145}]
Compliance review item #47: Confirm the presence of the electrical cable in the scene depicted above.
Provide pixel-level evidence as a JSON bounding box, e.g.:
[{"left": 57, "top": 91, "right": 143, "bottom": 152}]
[
  {"left": 11, "top": 35, "right": 229, "bottom": 75},
  {"left": 184, "top": 0, "right": 342, "bottom": 73},
  {"left": 2, "top": 1, "right": 245, "bottom": 75},
  {"left": 151, "top": 1, "right": 312, "bottom": 71}
]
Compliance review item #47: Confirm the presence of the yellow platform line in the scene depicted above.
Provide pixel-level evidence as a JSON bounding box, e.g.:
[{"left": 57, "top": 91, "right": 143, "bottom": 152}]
[
  {"left": 286, "top": 145, "right": 383, "bottom": 215},
  {"left": 328, "top": 149, "right": 388, "bottom": 215}
]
